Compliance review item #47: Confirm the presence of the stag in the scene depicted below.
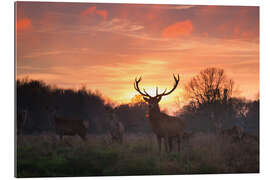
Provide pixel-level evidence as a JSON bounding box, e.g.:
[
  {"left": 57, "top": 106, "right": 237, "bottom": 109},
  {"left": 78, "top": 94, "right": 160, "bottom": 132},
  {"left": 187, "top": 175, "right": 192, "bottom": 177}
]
[
  {"left": 106, "top": 107, "right": 125, "bottom": 144},
  {"left": 134, "top": 74, "right": 185, "bottom": 152},
  {"left": 46, "top": 106, "right": 88, "bottom": 141}
]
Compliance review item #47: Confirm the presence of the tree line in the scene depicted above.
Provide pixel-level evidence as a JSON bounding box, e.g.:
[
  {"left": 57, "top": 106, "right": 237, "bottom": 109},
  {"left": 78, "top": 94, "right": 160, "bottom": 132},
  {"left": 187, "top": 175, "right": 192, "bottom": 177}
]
[
  {"left": 16, "top": 78, "right": 152, "bottom": 134},
  {"left": 17, "top": 67, "right": 259, "bottom": 136}
]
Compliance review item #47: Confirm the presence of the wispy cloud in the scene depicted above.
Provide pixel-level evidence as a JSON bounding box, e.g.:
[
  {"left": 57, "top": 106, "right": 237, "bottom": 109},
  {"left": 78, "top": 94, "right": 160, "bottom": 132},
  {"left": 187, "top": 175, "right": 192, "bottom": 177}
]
[
  {"left": 151, "top": 5, "right": 195, "bottom": 10},
  {"left": 23, "top": 48, "right": 95, "bottom": 59},
  {"left": 23, "top": 50, "right": 65, "bottom": 58},
  {"left": 95, "top": 18, "right": 144, "bottom": 33}
]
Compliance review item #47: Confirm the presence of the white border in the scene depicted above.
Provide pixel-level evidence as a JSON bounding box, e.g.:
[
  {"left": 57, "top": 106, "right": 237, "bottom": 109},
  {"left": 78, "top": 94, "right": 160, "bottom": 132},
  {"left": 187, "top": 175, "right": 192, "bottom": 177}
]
[{"left": 1, "top": 0, "right": 269, "bottom": 180}]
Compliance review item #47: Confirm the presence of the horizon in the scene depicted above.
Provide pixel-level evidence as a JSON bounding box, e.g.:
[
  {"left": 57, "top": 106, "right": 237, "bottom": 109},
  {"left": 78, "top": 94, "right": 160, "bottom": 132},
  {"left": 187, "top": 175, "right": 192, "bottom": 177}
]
[{"left": 16, "top": 2, "right": 259, "bottom": 113}]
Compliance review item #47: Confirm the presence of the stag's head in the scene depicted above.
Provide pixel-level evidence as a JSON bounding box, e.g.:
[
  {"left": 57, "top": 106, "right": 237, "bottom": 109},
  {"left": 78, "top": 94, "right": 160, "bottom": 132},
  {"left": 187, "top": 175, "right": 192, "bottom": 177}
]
[{"left": 134, "top": 74, "right": 180, "bottom": 112}]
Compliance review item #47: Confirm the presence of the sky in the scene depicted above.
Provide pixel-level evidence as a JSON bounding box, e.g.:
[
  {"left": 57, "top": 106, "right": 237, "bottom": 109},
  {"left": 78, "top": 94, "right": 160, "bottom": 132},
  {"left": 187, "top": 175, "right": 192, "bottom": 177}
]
[{"left": 16, "top": 2, "right": 259, "bottom": 111}]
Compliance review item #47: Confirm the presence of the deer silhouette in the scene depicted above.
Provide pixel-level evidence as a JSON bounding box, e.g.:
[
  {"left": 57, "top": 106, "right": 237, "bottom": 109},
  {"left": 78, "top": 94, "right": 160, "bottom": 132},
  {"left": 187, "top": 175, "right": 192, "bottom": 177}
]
[
  {"left": 107, "top": 108, "right": 125, "bottom": 144},
  {"left": 46, "top": 106, "right": 88, "bottom": 141},
  {"left": 134, "top": 74, "right": 185, "bottom": 152}
]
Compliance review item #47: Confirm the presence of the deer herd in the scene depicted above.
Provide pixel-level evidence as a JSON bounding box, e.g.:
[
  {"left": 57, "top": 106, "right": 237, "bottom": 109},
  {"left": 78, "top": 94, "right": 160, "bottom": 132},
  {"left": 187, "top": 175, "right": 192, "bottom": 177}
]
[{"left": 17, "top": 74, "right": 257, "bottom": 153}]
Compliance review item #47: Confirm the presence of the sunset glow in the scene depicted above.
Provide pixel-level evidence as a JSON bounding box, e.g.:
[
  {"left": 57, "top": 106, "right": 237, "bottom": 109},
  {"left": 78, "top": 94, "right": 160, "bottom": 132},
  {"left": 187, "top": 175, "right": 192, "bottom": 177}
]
[{"left": 16, "top": 2, "right": 259, "bottom": 110}]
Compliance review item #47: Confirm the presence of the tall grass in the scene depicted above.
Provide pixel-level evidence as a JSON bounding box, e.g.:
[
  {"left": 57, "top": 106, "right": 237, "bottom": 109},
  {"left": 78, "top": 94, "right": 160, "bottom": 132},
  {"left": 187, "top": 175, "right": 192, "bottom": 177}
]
[{"left": 16, "top": 132, "right": 259, "bottom": 177}]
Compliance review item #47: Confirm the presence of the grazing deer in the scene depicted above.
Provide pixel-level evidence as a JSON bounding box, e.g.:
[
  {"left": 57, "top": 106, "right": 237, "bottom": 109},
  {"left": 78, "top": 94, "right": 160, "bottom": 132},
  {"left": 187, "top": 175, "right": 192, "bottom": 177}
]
[
  {"left": 220, "top": 125, "right": 244, "bottom": 142},
  {"left": 134, "top": 74, "right": 185, "bottom": 152},
  {"left": 46, "top": 106, "right": 88, "bottom": 141},
  {"left": 17, "top": 108, "right": 28, "bottom": 143},
  {"left": 106, "top": 107, "right": 125, "bottom": 144}
]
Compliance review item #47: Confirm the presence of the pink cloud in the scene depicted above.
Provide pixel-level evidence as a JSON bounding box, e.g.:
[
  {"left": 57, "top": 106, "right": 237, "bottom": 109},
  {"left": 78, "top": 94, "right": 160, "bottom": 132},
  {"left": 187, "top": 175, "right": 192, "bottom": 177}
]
[
  {"left": 96, "top": 10, "right": 108, "bottom": 20},
  {"left": 80, "top": 6, "right": 96, "bottom": 16},
  {"left": 162, "top": 20, "right": 193, "bottom": 38},
  {"left": 16, "top": 18, "right": 32, "bottom": 31},
  {"left": 80, "top": 6, "right": 107, "bottom": 20}
]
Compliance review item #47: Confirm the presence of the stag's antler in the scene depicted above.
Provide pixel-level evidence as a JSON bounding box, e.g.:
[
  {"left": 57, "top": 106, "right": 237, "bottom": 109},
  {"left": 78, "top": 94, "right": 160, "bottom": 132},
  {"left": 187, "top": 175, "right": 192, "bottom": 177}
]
[
  {"left": 157, "top": 74, "right": 180, "bottom": 97},
  {"left": 134, "top": 74, "right": 180, "bottom": 98},
  {"left": 134, "top": 77, "right": 152, "bottom": 98}
]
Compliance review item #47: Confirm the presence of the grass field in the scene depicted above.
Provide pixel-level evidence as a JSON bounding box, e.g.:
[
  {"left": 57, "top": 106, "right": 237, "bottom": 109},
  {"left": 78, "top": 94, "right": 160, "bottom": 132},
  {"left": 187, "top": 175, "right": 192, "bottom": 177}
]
[{"left": 16, "top": 132, "right": 259, "bottom": 177}]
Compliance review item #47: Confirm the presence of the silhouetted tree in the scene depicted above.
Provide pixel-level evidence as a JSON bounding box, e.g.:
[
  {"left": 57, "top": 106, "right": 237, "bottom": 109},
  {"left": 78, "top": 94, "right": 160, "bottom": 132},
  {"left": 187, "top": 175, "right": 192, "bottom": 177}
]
[
  {"left": 245, "top": 99, "right": 259, "bottom": 135},
  {"left": 185, "top": 67, "right": 234, "bottom": 106},
  {"left": 182, "top": 68, "right": 235, "bottom": 132}
]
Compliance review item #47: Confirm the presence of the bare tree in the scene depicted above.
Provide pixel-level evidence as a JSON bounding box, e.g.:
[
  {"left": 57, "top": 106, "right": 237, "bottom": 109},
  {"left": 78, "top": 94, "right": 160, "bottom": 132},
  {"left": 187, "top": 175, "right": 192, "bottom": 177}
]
[
  {"left": 185, "top": 67, "right": 234, "bottom": 106},
  {"left": 184, "top": 67, "right": 234, "bottom": 132}
]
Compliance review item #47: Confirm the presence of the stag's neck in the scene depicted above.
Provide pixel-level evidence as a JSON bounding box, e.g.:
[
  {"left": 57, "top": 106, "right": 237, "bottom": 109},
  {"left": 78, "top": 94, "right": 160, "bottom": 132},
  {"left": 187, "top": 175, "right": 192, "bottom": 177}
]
[
  {"left": 148, "top": 106, "right": 161, "bottom": 118},
  {"left": 147, "top": 106, "right": 165, "bottom": 135}
]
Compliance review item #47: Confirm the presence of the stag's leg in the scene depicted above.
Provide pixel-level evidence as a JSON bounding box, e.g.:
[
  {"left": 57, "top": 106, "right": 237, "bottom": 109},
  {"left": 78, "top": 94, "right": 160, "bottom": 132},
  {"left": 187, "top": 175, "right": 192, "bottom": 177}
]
[
  {"left": 157, "top": 135, "right": 162, "bottom": 153},
  {"left": 116, "top": 136, "right": 121, "bottom": 144},
  {"left": 177, "top": 136, "right": 181, "bottom": 152},
  {"left": 78, "top": 132, "right": 87, "bottom": 141},
  {"left": 164, "top": 136, "right": 169, "bottom": 153},
  {"left": 168, "top": 137, "right": 173, "bottom": 152},
  {"left": 164, "top": 138, "right": 167, "bottom": 152},
  {"left": 80, "top": 134, "right": 87, "bottom": 141},
  {"left": 112, "top": 136, "right": 116, "bottom": 143},
  {"left": 59, "top": 134, "right": 63, "bottom": 141},
  {"left": 119, "top": 135, "right": 123, "bottom": 144}
]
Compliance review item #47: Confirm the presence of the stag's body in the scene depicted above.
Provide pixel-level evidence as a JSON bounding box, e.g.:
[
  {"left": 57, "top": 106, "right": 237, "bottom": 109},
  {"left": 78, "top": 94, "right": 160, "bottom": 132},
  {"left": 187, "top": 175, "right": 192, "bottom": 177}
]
[
  {"left": 148, "top": 109, "right": 185, "bottom": 152},
  {"left": 47, "top": 107, "right": 88, "bottom": 141},
  {"left": 134, "top": 74, "right": 185, "bottom": 152}
]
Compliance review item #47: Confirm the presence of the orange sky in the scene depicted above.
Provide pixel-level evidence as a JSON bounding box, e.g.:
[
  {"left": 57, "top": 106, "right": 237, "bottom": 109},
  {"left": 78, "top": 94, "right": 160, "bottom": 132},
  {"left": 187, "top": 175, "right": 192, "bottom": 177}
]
[{"left": 16, "top": 2, "right": 259, "bottom": 112}]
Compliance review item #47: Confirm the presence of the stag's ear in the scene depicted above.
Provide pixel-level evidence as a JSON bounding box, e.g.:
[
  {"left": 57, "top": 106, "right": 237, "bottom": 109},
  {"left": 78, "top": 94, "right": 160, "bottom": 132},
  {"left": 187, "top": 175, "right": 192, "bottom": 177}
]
[{"left": 143, "top": 97, "right": 150, "bottom": 102}]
